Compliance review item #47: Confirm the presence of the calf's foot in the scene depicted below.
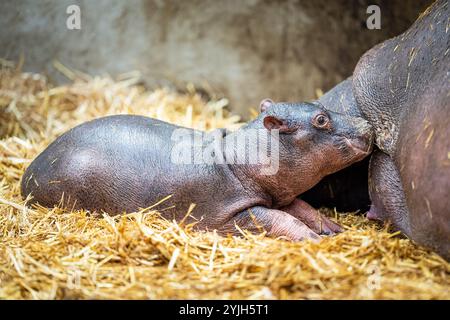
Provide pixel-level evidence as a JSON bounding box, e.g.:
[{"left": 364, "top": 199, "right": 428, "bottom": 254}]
[
  {"left": 281, "top": 198, "right": 343, "bottom": 235},
  {"left": 218, "top": 206, "right": 322, "bottom": 242}
]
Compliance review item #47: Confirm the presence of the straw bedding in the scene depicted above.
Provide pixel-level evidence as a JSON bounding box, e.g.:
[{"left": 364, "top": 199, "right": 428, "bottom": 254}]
[{"left": 0, "top": 61, "right": 449, "bottom": 299}]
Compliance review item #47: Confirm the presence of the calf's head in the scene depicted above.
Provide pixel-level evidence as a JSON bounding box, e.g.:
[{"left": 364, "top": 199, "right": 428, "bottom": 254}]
[{"left": 258, "top": 99, "right": 374, "bottom": 184}]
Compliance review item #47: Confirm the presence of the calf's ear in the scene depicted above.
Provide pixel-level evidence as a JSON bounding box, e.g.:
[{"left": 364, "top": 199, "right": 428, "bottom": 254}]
[
  {"left": 263, "top": 116, "right": 298, "bottom": 133},
  {"left": 260, "top": 98, "right": 274, "bottom": 113}
]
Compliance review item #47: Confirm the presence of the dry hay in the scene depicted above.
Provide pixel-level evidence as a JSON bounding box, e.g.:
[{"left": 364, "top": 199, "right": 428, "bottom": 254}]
[{"left": 0, "top": 61, "right": 449, "bottom": 300}]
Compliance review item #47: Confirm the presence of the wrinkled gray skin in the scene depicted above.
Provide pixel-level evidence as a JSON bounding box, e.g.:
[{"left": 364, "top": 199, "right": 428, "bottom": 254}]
[
  {"left": 312, "top": 0, "right": 450, "bottom": 259},
  {"left": 22, "top": 101, "right": 373, "bottom": 241}
]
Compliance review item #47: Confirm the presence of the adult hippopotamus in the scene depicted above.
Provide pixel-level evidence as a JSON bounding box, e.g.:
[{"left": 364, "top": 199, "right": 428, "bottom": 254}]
[
  {"left": 306, "top": 0, "right": 449, "bottom": 259},
  {"left": 21, "top": 100, "right": 373, "bottom": 241}
]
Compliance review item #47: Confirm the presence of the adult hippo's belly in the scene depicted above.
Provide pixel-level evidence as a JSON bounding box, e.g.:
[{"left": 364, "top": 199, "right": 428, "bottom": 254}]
[
  {"left": 354, "top": 0, "right": 450, "bottom": 259},
  {"left": 304, "top": 0, "right": 449, "bottom": 259}
]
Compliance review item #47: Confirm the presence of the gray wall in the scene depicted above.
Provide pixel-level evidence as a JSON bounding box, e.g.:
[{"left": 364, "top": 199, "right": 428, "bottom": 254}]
[{"left": 0, "top": 0, "right": 431, "bottom": 117}]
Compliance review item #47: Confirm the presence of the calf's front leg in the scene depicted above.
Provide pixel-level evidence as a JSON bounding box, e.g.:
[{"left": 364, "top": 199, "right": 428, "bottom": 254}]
[
  {"left": 218, "top": 206, "right": 322, "bottom": 241},
  {"left": 281, "top": 198, "right": 343, "bottom": 235}
]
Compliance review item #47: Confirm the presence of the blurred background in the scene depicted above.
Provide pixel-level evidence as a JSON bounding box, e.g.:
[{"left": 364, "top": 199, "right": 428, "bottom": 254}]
[{"left": 0, "top": 0, "right": 431, "bottom": 118}]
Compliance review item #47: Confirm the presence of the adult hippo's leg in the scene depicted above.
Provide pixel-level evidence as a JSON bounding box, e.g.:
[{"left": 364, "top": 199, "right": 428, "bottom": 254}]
[{"left": 367, "top": 150, "right": 410, "bottom": 235}]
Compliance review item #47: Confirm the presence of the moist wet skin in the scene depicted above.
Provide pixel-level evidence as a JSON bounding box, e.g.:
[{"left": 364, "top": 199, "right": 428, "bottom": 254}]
[{"left": 21, "top": 100, "right": 373, "bottom": 241}]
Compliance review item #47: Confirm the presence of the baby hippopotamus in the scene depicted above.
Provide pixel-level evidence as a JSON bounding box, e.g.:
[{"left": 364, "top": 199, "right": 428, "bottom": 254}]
[{"left": 21, "top": 100, "right": 373, "bottom": 240}]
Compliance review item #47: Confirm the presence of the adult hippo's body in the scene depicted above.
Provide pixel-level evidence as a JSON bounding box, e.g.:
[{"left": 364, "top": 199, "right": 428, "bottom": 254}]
[{"left": 306, "top": 0, "right": 449, "bottom": 259}]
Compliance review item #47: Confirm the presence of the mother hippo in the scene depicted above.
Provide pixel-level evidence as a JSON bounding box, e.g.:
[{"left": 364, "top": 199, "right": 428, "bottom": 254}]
[{"left": 305, "top": 0, "right": 449, "bottom": 259}]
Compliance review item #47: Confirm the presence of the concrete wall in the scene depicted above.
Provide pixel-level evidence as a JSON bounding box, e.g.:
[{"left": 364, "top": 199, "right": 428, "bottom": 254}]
[{"left": 0, "top": 0, "right": 431, "bottom": 117}]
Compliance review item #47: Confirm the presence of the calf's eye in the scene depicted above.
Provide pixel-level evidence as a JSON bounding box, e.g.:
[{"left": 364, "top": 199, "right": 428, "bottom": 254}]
[{"left": 313, "top": 114, "right": 330, "bottom": 128}]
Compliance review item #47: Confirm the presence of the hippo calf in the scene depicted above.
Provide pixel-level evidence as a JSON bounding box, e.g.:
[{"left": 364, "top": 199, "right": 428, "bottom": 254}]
[{"left": 22, "top": 100, "right": 373, "bottom": 240}]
